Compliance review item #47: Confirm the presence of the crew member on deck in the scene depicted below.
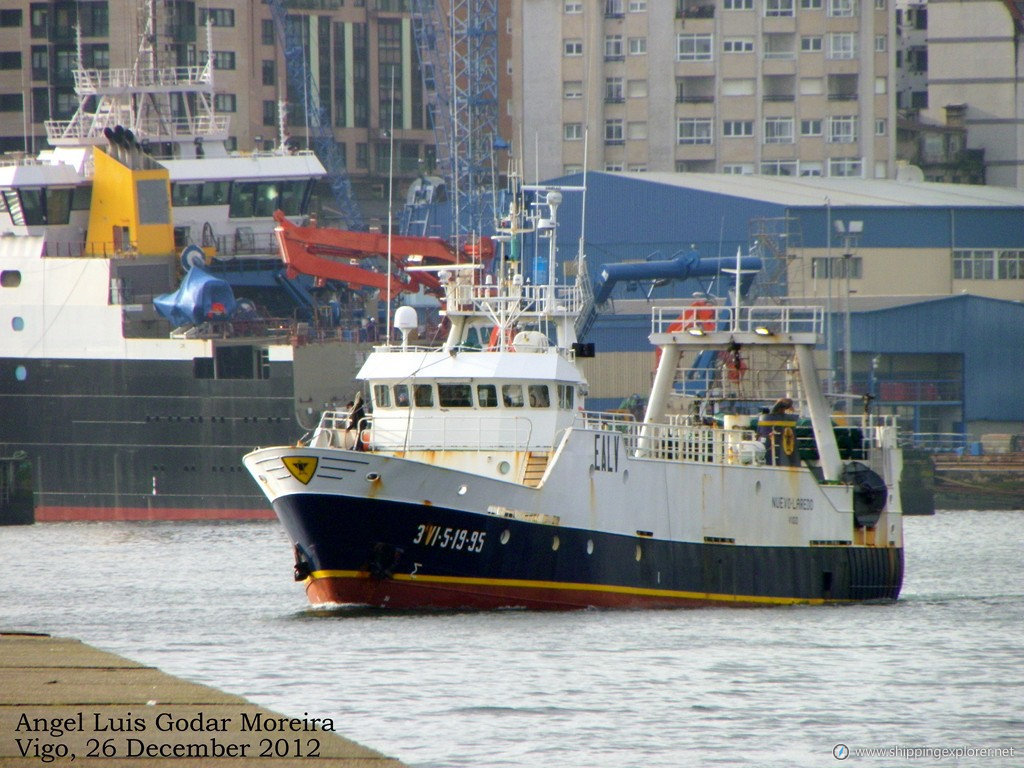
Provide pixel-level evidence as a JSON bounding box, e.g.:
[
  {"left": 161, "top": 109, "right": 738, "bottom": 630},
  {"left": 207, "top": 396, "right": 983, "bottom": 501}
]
[{"left": 345, "top": 392, "right": 366, "bottom": 450}]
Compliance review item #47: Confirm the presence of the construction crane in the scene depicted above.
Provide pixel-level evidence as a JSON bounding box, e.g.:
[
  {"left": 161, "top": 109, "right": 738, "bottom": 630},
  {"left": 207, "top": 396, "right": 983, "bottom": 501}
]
[
  {"left": 410, "top": 0, "right": 501, "bottom": 244},
  {"left": 266, "top": 0, "right": 364, "bottom": 230}
]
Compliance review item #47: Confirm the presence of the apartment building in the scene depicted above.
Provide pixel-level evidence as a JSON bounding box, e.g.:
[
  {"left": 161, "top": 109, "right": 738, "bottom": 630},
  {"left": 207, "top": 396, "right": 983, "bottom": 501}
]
[
  {"left": 514, "top": 0, "right": 896, "bottom": 181},
  {"left": 923, "top": 0, "right": 1024, "bottom": 188}
]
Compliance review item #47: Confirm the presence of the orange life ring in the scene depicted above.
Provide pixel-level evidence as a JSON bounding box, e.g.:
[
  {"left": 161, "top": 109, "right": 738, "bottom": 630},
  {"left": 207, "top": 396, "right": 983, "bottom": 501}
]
[{"left": 653, "top": 300, "right": 715, "bottom": 368}]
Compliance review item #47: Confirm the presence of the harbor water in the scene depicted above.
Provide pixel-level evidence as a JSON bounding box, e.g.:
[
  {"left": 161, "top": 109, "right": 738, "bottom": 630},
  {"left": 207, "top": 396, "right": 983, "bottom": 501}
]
[{"left": 2, "top": 510, "right": 1021, "bottom": 767}]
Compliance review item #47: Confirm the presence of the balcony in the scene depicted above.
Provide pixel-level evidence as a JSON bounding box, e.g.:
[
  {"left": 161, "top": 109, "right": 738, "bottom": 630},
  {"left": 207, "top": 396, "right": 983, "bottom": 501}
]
[{"left": 677, "top": 3, "right": 715, "bottom": 18}]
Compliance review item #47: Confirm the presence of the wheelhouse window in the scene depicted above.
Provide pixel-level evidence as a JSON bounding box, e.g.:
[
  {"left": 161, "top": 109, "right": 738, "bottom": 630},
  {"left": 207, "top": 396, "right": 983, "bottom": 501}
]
[
  {"left": 528, "top": 385, "right": 550, "bottom": 408},
  {"left": 502, "top": 384, "right": 524, "bottom": 408},
  {"left": 394, "top": 384, "right": 410, "bottom": 406},
  {"left": 439, "top": 383, "right": 473, "bottom": 408},
  {"left": 477, "top": 384, "right": 498, "bottom": 407},
  {"left": 558, "top": 384, "right": 575, "bottom": 409},
  {"left": 373, "top": 384, "right": 392, "bottom": 407},
  {"left": 413, "top": 384, "right": 433, "bottom": 407}
]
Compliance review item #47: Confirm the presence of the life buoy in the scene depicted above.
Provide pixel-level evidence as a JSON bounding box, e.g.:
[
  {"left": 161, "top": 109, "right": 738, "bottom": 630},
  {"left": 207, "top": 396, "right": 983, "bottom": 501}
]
[
  {"left": 653, "top": 300, "right": 716, "bottom": 368},
  {"left": 359, "top": 429, "right": 371, "bottom": 450}
]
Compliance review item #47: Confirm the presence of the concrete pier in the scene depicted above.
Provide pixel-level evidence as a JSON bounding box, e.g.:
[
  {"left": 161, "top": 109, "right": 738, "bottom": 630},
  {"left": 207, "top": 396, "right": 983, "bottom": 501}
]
[{"left": 0, "top": 633, "right": 407, "bottom": 767}]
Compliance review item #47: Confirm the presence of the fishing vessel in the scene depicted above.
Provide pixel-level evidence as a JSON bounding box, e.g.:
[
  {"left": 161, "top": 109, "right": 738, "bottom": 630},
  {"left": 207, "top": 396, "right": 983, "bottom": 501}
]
[
  {"left": 244, "top": 181, "right": 905, "bottom": 609},
  {"left": 0, "top": 17, "right": 336, "bottom": 522}
]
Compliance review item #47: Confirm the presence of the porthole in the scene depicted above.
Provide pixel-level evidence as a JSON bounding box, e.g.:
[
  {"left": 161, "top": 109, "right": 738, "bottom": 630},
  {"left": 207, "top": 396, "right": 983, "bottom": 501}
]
[
  {"left": 586, "top": 539, "right": 594, "bottom": 555},
  {"left": 0, "top": 270, "right": 21, "bottom": 288},
  {"left": 458, "top": 484, "right": 468, "bottom": 495},
  {"left": 11, "top": 316, "right": 24, "bottom": 331},
  {"left": 497, "top": 460, "right": 511, "bottom": 475},
  {"left": 635, "top": 544, "right": 643, "bottom": 562},
  {"left": 500, "top": 529, "right": 510, "bottom": 545},
  {"left": 14, "top": 365, "right": 27, "bottom": 381},
  {"left": 552, "top": 535, "right": 560, "bottom": 551},
  {"left": 755, "top": 480, "right": 761, "bottom": 494}
]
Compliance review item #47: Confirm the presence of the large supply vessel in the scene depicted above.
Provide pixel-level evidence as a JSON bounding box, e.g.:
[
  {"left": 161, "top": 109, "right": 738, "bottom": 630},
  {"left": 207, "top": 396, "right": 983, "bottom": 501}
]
[
  {"left": 0, "top": 16, "right": 331, "bottom": 522},
  {"left": 244, "top": 181, "right": 905, "bottom": 609}
]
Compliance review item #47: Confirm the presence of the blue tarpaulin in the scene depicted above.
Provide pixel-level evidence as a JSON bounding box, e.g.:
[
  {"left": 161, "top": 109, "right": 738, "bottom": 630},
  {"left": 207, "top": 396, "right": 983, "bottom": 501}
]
[{"left": 153, "top": 265, "right": 238, "bottom": 326}]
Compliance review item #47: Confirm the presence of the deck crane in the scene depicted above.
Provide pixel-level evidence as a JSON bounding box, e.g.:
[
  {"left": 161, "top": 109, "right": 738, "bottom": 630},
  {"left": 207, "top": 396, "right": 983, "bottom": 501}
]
[
  {"left": 266, "top": 0, "right": 364, "bottom": 230},
  {"left": 409, "top": 0, "right": 500, "bottom": 245}
]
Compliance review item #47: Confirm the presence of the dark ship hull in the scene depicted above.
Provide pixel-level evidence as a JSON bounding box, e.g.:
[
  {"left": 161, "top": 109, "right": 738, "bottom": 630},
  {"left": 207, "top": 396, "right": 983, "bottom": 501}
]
[{"left": 0, "top": 353, "right": 298, "bottom": 521}]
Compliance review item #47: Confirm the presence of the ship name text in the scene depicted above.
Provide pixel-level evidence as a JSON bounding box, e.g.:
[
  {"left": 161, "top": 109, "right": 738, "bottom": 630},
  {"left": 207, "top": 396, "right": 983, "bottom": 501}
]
[
  {"left": 593, "top": 433, "right": 621, "bottom": 473},
  {"left": 771, "top": 496, "right": 814, "bottom": 511}
]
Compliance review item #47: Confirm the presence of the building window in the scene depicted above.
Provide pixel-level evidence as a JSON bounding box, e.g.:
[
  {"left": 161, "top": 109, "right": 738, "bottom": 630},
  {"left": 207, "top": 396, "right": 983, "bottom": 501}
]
[
  {"left": 261, "top": 19, "right": 275, "bottom": 45},
  {"left": 565, "top": 1, "right": 583, "bottom": 11},
  {"left": 262, "top": 100, "right": 277, "bottom": 126},
  {"left": 627, "top": 79, "right": 648, "bottom": 98},
  {"left": 801, "top": 0, "right": 822, "bottom": 7},
  {"left": 723, "top": 164, "right": 755, "bottom": 174},
  {"left": 605, "top": 35, "right": 624, "bottom": 60},
  {"left": 211, "top": 51, "right": 236, "bottom": 70},
  {"left": 953, "top": 250, "right": 993, "bottom": 280},
  {"left": 801, "top": 119, "right": 822, "bottom": 136},
  {"left": 829, "top": 157, "right": 863, "bottom": 177},
  {"left": 563, "top": 81, "right": 583, "bottom": 100},
  {"left": 829, "top": 116, "right": 857, "bottom": 143},
  {"left": 564, "top": 39, "right": 583, "bottom": 57},
  {"left": 998, "top": 250, "right": 1024, "bottom": 279},
  {"left": 199, "top": 8, "right": 234, "bottom": 27},
  {"left": 828, "top": 0, "right": 856, "bottom": 17},
  {"left": 627, "top": 164, "right": 648, "bottom": 172},
  {"left": 875, "top": 118, "right": 886, "bottom": 136},
  {"left": 564, "top": 164, "right": 583, "bottom": 174},
  {"left": 605, "top": 78, "right": 624, "bottom": 103},
  {"left": 801, "top": 36, "right": 823, "bottom": 53},
  {"left": 677, "top": 34, "right": 713, "bottom": 61},
  {"left": 765, "top": 117, "right": 794, "bottom": 143},
  {"left": 605, "top": 119, "right": 624, "bottom": 144},
  {"left": 0, "top": 10, "right": 22, "bottom": 27},
  {"left": 0, "top": 52, "right": 21, "bottom": 70},
  {"left": 627, "top": 121, "right": 647, "bottom": 140},
  {"left": 761, "top": 160, "right": 798, "bottom": 176},
  {"left": 828, "top": 33, "right": 857, "bottom": 59},
  {"left": 605, "top": 164, "right": 624, "bottom": 172},
  {"left": 723, "top": 120, "right": 753, "bottom": 137},
  {"left": 628, "top": 37, "right": 647, "bottom": 55},
  {"left": 875, "top": 35, "right": 886, "bottom": 52},
  {"left": 564, "top": 122, "right": 583, "bottom": 141},
  {"left": 262, "top": 60, "right": 275, "bottom": 87},
  {"left": 800, "top": 162, "right": 823, "bottom": 176},
  {"left": 724, "top": 38, "right": 754, "bottom": 53},
  {"left": 0, "top": 93, "right": 23, "bottom": 112},
  {"left": 764, "top": 0, "right": 795, "bottom": 16},
  {"left": 812, "top": 255, "right": 862, "bottom": 279},
  {"left": 677, "top": 118, "right": 712, "bottom": 144},
  {"left": 214, "top": 94, "right": 236, "bottom": 112},
  {"left": 629, "top": 0, "right": 648, "bottom": 10},
  {"left": 724, "top": 0, "right": 754, "bottom": 8}
]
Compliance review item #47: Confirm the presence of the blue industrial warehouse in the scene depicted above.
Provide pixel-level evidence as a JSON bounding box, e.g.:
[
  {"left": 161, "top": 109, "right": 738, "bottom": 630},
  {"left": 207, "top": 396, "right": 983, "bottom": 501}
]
[{"left": 544, "top": 172, "right": 1024, "bottom": 440}]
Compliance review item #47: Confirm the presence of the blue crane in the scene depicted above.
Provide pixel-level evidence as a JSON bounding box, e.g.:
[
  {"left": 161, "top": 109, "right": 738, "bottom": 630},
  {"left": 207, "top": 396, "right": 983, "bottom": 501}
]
[{"left": 266, "top": 0, "right": 364, "bottom": 230}]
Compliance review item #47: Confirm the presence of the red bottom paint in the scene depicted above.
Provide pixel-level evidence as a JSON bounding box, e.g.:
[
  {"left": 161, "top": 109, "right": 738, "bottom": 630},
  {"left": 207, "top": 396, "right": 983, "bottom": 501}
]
[
  {"left": 34, "top": 506, "right": 276, "bottom": 522},
  {"left": 305, "top": 575, "right": 770, "bottom": 611}
]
